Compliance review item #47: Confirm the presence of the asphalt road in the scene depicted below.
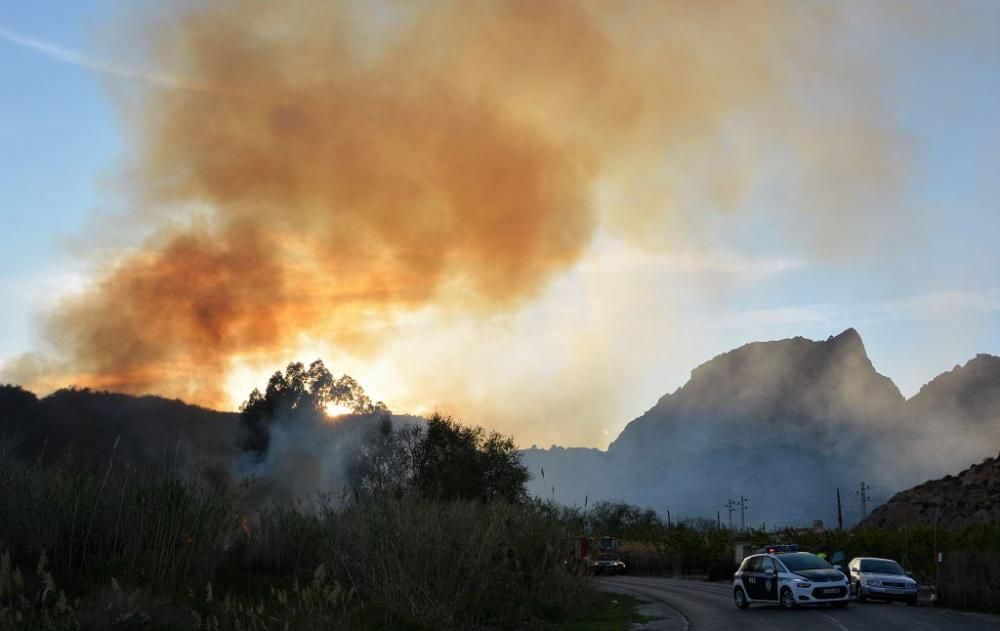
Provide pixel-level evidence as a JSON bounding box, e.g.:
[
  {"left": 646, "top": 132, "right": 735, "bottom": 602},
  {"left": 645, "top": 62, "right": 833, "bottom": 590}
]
[{"left": 599, "top": 576, "right": 1000, "bottom": 630}]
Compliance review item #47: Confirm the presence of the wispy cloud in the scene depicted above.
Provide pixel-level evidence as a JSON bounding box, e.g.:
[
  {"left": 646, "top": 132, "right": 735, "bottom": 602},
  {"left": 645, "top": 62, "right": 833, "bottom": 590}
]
[
  {"left": 580, "top": 236, "right": 805, "bottom": 282},
  {"left": 0, "top": 268, "right": 92, "bottom": 309},
  {"left": 0, "top": 26, "right": 216, "bottom": 93},
  {"left": 706, "top": 287, "right": 1000, "bottom": 332}
]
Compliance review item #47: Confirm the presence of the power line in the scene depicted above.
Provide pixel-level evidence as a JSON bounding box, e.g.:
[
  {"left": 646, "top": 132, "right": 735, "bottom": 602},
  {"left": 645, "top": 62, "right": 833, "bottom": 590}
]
[
  {"left": 734, "top": 492, "right": 846, "bottom": 529},
  {"left": 857, "top": 481, "right": 872, "bottom": 522}
]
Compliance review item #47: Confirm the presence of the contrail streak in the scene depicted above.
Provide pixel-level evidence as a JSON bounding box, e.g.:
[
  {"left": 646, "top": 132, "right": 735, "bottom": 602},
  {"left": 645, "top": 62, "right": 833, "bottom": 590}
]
[{"left": 0, "top": 26, "right": 217, "bottom": 93}]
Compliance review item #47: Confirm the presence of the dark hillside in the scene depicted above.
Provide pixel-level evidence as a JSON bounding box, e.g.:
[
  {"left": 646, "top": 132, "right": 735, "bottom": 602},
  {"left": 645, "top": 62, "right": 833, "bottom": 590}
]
[
  {"left": 0, "top": 385, "right": 239, "bottom": 468},
  {"left": 865, "top": 451, "right": 1000, "bottom": 529}
]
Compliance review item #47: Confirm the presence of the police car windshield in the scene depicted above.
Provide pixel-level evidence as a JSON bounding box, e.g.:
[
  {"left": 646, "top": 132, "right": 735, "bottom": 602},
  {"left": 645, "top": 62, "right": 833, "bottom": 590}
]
[
  {"left": 778, "top": 553, "right": 833, "bottom": 571},
  {"left": 860, "top": 559, "right": 904, "bottom": 575}
]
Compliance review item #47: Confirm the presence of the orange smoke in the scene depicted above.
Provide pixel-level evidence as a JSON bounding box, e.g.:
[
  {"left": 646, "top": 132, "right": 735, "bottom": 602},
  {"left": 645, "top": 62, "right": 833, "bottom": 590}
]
[{"left": 13, "top": 0, "right": 905, "bottom": 406}]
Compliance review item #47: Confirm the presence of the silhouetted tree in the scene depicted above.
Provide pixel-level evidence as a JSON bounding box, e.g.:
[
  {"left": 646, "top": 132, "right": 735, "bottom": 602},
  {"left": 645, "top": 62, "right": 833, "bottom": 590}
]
[
  {"left": 239, "top": 360, "right": 387, "bottom": 456},
  {"left": 347, "top": 413, "right": 530, "bottom": 503},
  {"left": 347, "top": 415, "right": 422, "bottom": 498},
  {"left": 412, "top": 414, "right": 529, "bottom": 503},
  {"left": 589, "top": 501, "right": 664, "bottom": 541}
]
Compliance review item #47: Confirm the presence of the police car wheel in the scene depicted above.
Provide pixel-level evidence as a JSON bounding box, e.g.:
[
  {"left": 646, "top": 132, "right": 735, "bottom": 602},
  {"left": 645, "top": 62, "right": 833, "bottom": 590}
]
[
  {"left": 780, "top": 587, "right": 796, "bottom": 610},
  {"left": 734, "top": 588, "right": 749, "bottom": 610}
]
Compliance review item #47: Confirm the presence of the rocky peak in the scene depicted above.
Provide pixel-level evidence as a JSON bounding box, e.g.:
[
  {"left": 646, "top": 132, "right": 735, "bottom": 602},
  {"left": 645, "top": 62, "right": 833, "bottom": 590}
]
[
  {"left": 912, "top": 353, "right": 1000, "bottom": 396},
  {"left": 908, "top": 353, "right": 1000, "bottom": 424},
  {"left": 609, "top": 328, "right": 904, "bottom": 455},
  {"left": 829, "top": 326, "right": 864, "bottom": 350}
]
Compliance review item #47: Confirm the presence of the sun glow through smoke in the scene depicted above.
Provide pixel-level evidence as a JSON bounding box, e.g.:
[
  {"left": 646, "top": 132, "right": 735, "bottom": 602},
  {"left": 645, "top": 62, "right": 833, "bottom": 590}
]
[{"left": 324, "top": 401, "right": 353, "bottom": 417}]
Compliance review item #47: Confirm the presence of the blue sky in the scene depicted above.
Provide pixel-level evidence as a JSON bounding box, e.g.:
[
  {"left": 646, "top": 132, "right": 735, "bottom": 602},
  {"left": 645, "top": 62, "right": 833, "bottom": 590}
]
[
  {"left": 0, "top": 2, "right": 121, "bottom": 354},
  {"left": 0, "top": 1, "right": 998, "bottom": 447}
]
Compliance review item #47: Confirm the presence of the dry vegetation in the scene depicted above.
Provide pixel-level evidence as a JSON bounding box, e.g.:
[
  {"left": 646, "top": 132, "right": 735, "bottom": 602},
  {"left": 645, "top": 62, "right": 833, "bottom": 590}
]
[{"left": 0, "top": 438, "right": 597, "bottom": 630}]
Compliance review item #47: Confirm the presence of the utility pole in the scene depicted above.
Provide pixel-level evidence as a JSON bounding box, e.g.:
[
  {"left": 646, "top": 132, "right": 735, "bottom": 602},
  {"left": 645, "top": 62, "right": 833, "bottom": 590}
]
[
  {"left": 857, "top": 482, "right": 872, "bottom": 522},
  {"left": 836, "top": 488, "right": 844, "bottom": 530},
  {"left": 717, "top": 510, "right": 722, "bottom": 529},
  {"left": 667, "top": 509, "right": 672, "bottom": 529},
  {"left": 726, "top": 499, "right": 737, "bottom": 530},
  {"left": 933, "top": 502, "right": 941, "bottom": 596},
  {"left": 739, "top": 496, "right": 749, "bottom": 532}
]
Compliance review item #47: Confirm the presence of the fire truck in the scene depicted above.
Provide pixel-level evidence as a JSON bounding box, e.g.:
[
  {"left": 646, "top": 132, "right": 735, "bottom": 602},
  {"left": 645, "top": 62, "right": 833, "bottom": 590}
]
[{"left": 570, "top": 535, "right": 626, "bottom": 575}]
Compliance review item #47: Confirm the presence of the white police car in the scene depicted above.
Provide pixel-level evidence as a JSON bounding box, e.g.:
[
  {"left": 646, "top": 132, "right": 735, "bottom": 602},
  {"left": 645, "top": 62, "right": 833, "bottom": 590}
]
[
  {"left": 848, "top": 557, "right": 918, "bottom": 605},
  {"left": 734, "top": 545, "right": 850, "bottom": 609}
]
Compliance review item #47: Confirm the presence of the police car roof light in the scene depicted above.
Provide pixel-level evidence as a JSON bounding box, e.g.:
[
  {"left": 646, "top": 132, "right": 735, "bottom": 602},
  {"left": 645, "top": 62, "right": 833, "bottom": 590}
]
[{"left": 763, "top": 544, "right": 799, "bottom": 554}]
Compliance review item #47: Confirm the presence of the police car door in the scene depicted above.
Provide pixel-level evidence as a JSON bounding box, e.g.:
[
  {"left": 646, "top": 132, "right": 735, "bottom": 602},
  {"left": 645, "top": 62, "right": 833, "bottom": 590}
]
[
  {"left": 759, "top": 557, "right": 778, "bottom": 601},
  {"left": 741, "top": 556, "right": 762, "bottom": 600}
]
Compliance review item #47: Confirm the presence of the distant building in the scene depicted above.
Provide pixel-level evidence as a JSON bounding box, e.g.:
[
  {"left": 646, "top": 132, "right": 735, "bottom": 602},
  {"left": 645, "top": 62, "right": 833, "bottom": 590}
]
[{"left": 734, "top": 542, "right": 754, "bottom": 564}]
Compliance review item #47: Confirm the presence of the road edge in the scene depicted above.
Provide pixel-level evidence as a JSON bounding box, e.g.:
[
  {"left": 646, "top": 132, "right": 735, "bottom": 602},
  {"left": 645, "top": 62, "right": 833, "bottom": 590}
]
[{"left": 597, "top": 579, "right": 690, "bottom": 631}]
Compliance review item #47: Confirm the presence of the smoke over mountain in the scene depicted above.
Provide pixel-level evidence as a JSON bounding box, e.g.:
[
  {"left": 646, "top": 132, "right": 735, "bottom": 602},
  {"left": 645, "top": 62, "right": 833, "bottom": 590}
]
[
  {"left": 6, "top": 0, "right": 912, "bottom": 409},
  {"left": 904, "top": 354, "right": 1000, "bottom": 481},
  {"left": 523, "top": 329, "right": 1000, "bottom": 527}
]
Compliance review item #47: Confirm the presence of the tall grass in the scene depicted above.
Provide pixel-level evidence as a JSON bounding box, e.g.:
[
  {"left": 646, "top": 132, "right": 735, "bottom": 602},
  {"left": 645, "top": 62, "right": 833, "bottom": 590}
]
[
  {"left": 0, "top": 443, "right": 238, "bottom": 592},
  {"left": 330, "top": 496, "right": 590, "bottom": 628},
  {"left": 0, "top": 443, "right": 592, "bottom": 629}
]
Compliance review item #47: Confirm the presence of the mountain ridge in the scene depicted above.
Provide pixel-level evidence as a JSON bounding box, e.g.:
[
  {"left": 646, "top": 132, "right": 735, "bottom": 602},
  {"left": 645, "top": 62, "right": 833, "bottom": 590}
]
[
  {"left": 3, "top": 329, "right": 999, "bottom": 526},
  {"left": 525, "top": 329, "right": 999, "bottom": 526}
]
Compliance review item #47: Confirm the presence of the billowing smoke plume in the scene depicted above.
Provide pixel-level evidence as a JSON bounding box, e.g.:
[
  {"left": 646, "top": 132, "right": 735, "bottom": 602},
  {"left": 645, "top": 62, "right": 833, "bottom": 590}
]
[{"left": 11, "top": 0, "right": 905, "bottom": 407}]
